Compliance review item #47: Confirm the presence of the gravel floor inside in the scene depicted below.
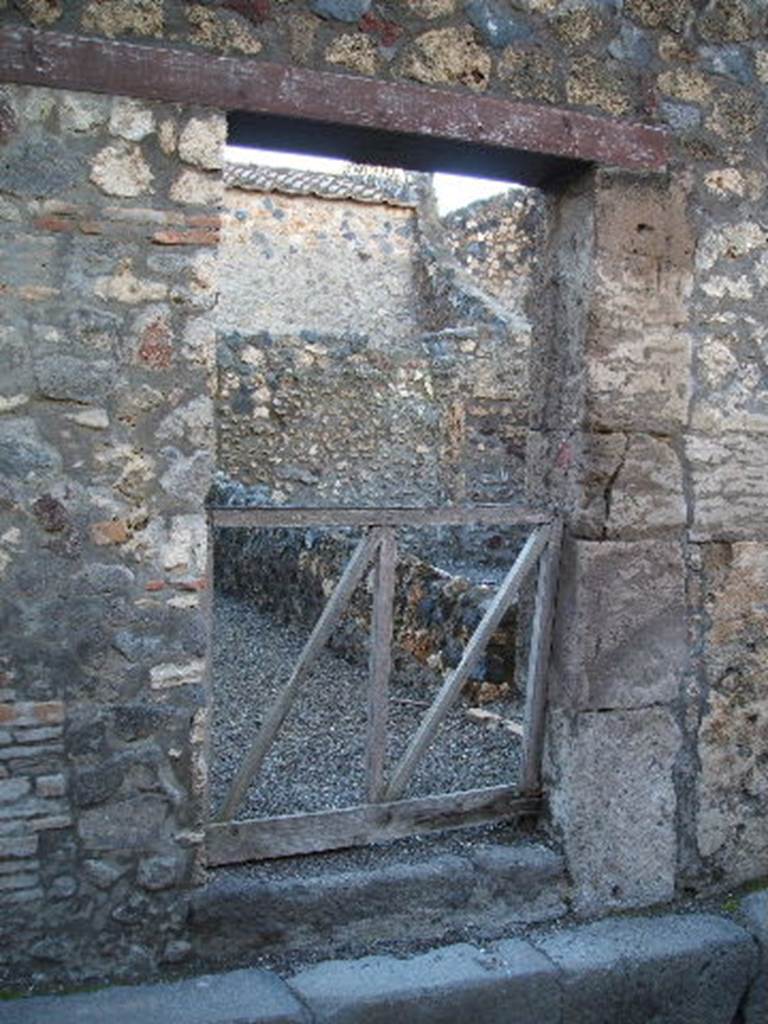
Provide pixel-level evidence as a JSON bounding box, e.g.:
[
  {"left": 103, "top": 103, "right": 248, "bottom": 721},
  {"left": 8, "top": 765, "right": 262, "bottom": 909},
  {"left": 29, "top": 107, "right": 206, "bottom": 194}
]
[{"left": 209, "top": 592, "right": 524, "bottom": 822}]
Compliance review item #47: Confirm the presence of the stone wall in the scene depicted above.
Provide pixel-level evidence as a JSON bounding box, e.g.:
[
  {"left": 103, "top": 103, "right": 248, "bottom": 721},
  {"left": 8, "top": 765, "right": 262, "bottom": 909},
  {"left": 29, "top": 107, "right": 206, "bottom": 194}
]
[
  {"left": 215, "top": 174, "right": 532, "bottom": 505},
  {"left": 0, "top": 83, "right": 222, "bottom": 986},
  {"left": 1, "top": 0, "right": 768, "bottom": 993}
]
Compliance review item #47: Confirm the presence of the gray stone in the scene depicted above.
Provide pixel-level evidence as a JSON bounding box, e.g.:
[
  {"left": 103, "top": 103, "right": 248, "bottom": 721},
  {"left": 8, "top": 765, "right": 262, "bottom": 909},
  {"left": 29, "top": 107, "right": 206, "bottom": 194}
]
[
  {"left": 35, "top": 355, "right": 116, "bottom": 405},
  {"left": 0, "top": 417, "right": 61, "bottom": 480},
  {"left": 550, "top": 540, "right": 687, "bottom": 709},
  {"left": 83, "top": 858, "right": 126, "bottom": 890},
  {"left": 741, "top": 890, "right": 768, "bottom": 1024},
  {"left": 549, "top": 707, "right": 680, "bottom": 912},
  {"left": 310, "top": 0, "right": 371, "bottom": 20},
  {"left": 137, "top": 854, "right": 180, "bottom": 892},
  {"left": 607, "top": 24, "right": 654, "bottom": 65},
  {"left": 532, "top": 913, "right": 758, "bottom": 1024},
  {"left": 0, "top": 967, "right": 307, "bottom": 1024},
  {"left": 78, "top": 795, "right": 168, "bottom": 851},
  {"left": 464, "top": 0, "right": 532, "bottom": 47},
  {"left": 0, "top": 136, "right": 82, "bottom": 198},
  {"left": 289, "top": 939, "right": 560, "bottom": 1024}
]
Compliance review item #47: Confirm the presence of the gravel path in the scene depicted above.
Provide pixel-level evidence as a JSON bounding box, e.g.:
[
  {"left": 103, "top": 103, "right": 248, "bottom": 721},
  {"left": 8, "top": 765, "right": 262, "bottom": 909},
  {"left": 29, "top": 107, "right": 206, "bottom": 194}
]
[{"left": 209, "top": 592, "right": 523, "bottom": 821}]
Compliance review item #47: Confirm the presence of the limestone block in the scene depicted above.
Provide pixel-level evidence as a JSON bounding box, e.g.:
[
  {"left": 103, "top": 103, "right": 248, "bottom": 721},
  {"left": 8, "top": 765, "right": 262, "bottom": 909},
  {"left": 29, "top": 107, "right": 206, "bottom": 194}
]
[
  {"left": 109, "top": 98, "right": 155, "bottom": 142},
  {"left": 81, "top": 0, "right": 165, "bottom": 38},
  {"left": 178, "top": 116, "right": 226, "bottom": 171},
  {"left": 550, "top": 539, "right": 687, "bottom": 710},
  {"left": 90, "top": 142, "right": 154, "bottom": 198},
  {"left": 586, "top": 176, "right": 694, "bottom": 432},
  {"left": 687, "top": 432, "right": 768, "bottom": 539},
  {"left": 696, "top": 543, "right": 768, "bottom": 883},
  {"left": 401, "top": 27, "right": 492, "bottom": 92},
  {"left": 549, "top": 706, "right": 680, "bottom": 912},
  {"left": 325, "top": 34, "right": 379, "bottom": 75}
]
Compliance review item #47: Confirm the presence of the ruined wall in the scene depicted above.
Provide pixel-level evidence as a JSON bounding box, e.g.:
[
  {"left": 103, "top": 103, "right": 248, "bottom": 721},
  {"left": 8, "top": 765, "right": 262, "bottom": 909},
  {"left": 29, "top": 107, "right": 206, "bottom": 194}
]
[
  {"left": 215, "top": 175, "right": 532, "bottom": 505},
  {"left": 0, "top": 83, "right": 223, "bottom": 986},
  {"left": 1, "top": 0, "right": 768, "bottom": 991},
  {"left": 442, "top": 188, "right": 542, "bottom": 313}
]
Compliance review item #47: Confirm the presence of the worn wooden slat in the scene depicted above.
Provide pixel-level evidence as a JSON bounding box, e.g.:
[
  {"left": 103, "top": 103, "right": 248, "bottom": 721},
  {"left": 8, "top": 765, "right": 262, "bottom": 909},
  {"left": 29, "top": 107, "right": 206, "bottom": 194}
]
[
  {"left": 365, "top": 528, "right": 397, "bottom": 803},
  {"left": 211, "top": 505, "right": 552, "bottom": 529},
  {"left": 206, "top": 786, "right": 543, "bottom": 864},
  {"left": 216, "top": 528, "right": 383, "bottom": 823},
  {"left": 0, "top": 28, "right": 668, "bottom": 176},
  {"left": 519, "top": 520, "right": 563, "bottom": 796},
  {"left": 384, "top": 526, "right": 550, "bottom": 802}
]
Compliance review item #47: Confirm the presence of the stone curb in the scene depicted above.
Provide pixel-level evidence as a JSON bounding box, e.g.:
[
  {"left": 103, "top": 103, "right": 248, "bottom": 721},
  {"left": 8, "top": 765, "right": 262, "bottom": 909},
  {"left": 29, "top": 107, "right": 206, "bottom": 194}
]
[{"left": 3, "top": 911, "right": 761, "bottom": 1024}]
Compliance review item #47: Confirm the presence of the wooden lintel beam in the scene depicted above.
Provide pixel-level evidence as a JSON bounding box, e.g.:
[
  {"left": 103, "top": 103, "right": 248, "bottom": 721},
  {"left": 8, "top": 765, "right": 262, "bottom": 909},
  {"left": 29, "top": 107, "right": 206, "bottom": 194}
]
[{"left": 0, "top": 27, "right": 669, "bottom": 176}]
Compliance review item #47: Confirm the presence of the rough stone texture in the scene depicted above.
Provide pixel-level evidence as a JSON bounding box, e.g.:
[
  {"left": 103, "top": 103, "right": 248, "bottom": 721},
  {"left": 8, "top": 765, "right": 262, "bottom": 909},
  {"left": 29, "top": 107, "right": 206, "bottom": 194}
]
[
  {"left": 216, "top": 179, "right": 531, "bottom": 505},
  {"left": 550, "top": 540, "right": 688, "bottom": 710},
  {"left": 0, "top": 967, "right": 307, "bottom": 1023},
  {"left": 742, "top": 889, "right": 768, "bottom": 1024},
  {"left": 549, "top": 706, "right": 680, "bottom": 912},
  {"left": 1, "top": 0, "right": 768, "bottom": 995},
  {"left": 191, "top": 843, "right": 567, "bottom": 964},
  {"left": 289, "top": 940, "right": 560, "bottom": 1024},
  {"left": 0, "top": 83, "right": 222, "bottom": 990},
  {"left": 533, "top": 913, "right": 759, "bottom": 1024},
  {"left": 695, "top": 544, "right": 768, "bottom": 883}
]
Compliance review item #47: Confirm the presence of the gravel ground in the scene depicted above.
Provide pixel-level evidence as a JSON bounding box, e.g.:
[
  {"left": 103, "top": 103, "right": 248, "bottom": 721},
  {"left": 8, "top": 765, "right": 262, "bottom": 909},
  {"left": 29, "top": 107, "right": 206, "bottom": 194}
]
[{"left": 209, "top": 592, "right": 524, "bottom": 822}]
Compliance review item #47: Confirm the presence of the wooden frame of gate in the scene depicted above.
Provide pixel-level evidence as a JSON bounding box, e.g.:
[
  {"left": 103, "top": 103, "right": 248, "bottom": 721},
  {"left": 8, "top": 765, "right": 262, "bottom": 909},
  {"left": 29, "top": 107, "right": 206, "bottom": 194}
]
[{"left": 205, "top": 504, "right": 562, "bottom": 867}]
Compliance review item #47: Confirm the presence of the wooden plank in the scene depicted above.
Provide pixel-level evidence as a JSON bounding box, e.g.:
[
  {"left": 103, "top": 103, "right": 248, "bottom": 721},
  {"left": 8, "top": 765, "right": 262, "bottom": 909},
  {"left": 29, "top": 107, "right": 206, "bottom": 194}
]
[
  {"left": 519, "top": 520, "right": 563, "bottom": 796},
  {"left": 206, "top": 787, "right": 543, "bottom": 865},
  {"left": 0, "top": 28, "right": 669, "bottom": 177},
  {"left": 216, "top": 528, "right": 382, "bottom": 822},
  {"left": 211, "top": 505, "right": 552, "bottom": 529},
  {"left": 384, "top": 526, "right": 551, "bottom": 801},
  {"left": 365, "top": 528, "right": 397, "bottom": 803}
]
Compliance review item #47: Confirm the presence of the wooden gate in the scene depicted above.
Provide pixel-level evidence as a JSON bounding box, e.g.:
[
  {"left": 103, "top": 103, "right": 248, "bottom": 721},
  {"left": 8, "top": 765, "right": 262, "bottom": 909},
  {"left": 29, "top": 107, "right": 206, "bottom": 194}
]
[{"left": 205, "top": 505, "right": 561, "bottom": 866}]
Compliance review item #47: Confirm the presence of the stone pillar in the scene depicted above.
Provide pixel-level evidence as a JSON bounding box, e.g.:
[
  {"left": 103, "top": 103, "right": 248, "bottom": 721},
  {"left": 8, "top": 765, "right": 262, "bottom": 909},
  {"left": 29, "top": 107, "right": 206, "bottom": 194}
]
[{"left": 530, "top": 170, "right": 695, "bottom": 913}]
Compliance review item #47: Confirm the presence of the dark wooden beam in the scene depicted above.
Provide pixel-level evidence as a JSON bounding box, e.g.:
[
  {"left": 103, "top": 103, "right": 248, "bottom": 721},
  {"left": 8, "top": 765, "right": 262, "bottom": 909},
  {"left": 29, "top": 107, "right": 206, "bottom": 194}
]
[
  {"left": 0, "top": 27, "right": 669, "bottom": 183},
  {"left": 206, "top": 787, "right": 543, "bottom": 864},
  {"left": 209, "top": 505, "right": 552, "bottom": 528}
]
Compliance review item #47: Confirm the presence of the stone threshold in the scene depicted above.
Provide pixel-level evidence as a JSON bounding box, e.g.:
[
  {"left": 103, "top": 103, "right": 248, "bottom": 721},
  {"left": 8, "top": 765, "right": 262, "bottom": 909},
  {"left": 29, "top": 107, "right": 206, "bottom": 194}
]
[{"left": 4, "top": 908, "right": 764, "bottom": 1024}]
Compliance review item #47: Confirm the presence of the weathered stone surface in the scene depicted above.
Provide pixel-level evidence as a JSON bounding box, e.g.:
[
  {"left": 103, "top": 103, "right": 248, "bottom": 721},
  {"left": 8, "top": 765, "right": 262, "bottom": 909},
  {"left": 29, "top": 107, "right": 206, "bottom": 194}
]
[
  {"left": 688, "top": 433, "right": 768, "bottom": 539},
  {"left": 549, "top": 706, "right": 680, "bottom": 912},
  {"left": 1, "top": 967, "right": 307, "bottom": 1023},
  {"left": 533, "top": 914, "right": 758, "bottom": 1024},
  {"left": 402, "top": 26, "right": 492, "bottom": 92},
  {"left": 177, "top": 116, "right": 226, "bottom": 171},
  {"left": 325, "top": 33, "right": 379, "bottom": 74},
  {"left": 185, "top": 4, "right": 264, "bottom": 54},
  {"left": 550, "top": 540, "right": 687, "bottom": 710},
  {"left": 81, "top": 0, "right": 165, "bottom": 38},
  {"left": 89, "top": 142, "right": 154, "bottom": 197},
  {"left": 109, "top": 98, "right": 155, "bottom": 142},
  {"left": 0, "top": 137, "right": 82, "bottom": 198},
  {"left": 587, "top": 176, "right": 694, "bottom": 432},
  {"left": 289, "top": 940, "right": 560, "bottom": 1024},
  {"left": 0, "top": 417, "right": 61, "bottom": 480},
  {"left": 742, "top": 889, "right": 768, "bottom": 1024},
  {"left": 696, "top": 543, "right": 768, "bottom": 882},
  {"left": 78, "top": 795, "right": 169, "bottom": 851},
  {"left": 35, "top": 355, "right": 115, "bottom": 405},
  {"left": 465, "top": 0, "right": 533, "bottom": 47},
  {"left": 311, "top": 0, "right": 371, "bottom": 21}
]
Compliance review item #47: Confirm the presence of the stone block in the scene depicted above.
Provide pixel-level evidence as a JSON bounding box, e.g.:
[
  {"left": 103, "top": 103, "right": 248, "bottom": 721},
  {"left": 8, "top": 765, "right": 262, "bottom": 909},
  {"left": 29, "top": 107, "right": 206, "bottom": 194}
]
[
  {"left": 585, "top": 176, "right": 694, "bottom": 433},
  {"left": 533, "top": 913, "right": 758, "bottom": 1024},
  {"left": 0, "top": 416, "right": 61, "bottom": 481},
  {"left": 78, "top": 795, "right": 168, "bottom": 851},
  {"left": 35, "top": 355, "right": 116, "bottom": 405},
  {"left": 289, "top": 940, "right": 560, "bottom": 1024},
  {"left": 0, "top": 967, "right": 307, "bottom": 1024},
  {"left": 742, "top": 890, "right": 768, "bottom": 1024},
  {"left": 549, "top": 706, "right": 679, "bottom": 912},
  {"left": 90, "top": 142, "right": 154, "bottom": 198},
  {"left": 550, "top": 540, "right": 687, "bottom": 710},
  {"left": 688, "top": 432, "right": 768, "bottom": 539},
  {"left": 695, "top": 543, "right": 768, "bottom": 882}
]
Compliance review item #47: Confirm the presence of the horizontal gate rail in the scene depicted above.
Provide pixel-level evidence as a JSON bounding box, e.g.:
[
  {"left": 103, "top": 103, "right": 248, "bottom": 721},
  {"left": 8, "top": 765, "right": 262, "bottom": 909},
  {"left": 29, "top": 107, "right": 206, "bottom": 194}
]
[
  {"left": 207, "top": 786, "right": 543, "bottom": 865},
  {"left": 210, "top": 505, "right": 552, "bottom": 529}
]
